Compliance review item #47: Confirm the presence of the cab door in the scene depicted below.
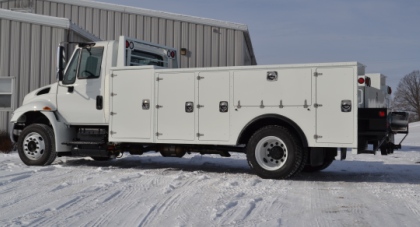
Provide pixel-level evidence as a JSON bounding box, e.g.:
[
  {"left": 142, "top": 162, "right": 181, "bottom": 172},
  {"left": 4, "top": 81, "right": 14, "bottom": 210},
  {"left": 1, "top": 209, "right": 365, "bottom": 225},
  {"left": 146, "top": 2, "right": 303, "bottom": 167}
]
[{"left": 56, "top": 46, "right": 106, "bottom": 125}]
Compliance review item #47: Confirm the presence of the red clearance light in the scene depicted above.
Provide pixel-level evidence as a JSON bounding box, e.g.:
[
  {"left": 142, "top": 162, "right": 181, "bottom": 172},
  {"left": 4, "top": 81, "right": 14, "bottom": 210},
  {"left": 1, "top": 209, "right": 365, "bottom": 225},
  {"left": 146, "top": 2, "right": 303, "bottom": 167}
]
[
  {"left": 358, "top": 77, "right": 365, "bottom": 84},
  {"left": 167, "top": 50, "right": 176, "bottom": 59},
  {"left": 379, "top": 111, "right": 386, "bottom": 117},
  {"left": 125, "top": 40, "right": 130, "bottom": 48}
]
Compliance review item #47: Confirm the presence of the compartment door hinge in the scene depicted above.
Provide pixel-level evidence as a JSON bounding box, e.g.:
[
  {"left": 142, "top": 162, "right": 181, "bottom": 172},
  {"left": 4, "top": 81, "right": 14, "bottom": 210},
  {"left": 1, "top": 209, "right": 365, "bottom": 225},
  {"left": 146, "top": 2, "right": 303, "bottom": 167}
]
[
  {"left": 314, "top": 72, "right": 323, "bottom": 77},
  {"left": 314, "top": 134, "right": 323, "bottom": 139}
]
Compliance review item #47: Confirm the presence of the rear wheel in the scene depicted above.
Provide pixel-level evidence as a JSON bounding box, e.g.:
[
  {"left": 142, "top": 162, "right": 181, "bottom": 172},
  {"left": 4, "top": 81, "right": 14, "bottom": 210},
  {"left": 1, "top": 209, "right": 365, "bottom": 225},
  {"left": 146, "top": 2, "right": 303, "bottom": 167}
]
[
  {"left": 246, "top": 125, "right": 303, "bottom": 179},
  {"left": 17, "top": 124, "right": 56, "bottom": 166}
]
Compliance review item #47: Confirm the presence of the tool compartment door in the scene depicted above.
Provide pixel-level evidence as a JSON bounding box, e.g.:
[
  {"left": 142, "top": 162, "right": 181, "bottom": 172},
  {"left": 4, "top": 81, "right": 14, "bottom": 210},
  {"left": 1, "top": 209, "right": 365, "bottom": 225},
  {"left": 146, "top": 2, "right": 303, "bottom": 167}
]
[
  {"left": 109, "top": 69, "right": 154, "bottom": 141},
  {"left": 198, "top": 71, "right": 230, "bottom": 141},
  {"left": 156, "top": 73, "right": 195, "bottom": 141},
  {"left": 316, "top": 67, "right": 355, "bottom": 144}
]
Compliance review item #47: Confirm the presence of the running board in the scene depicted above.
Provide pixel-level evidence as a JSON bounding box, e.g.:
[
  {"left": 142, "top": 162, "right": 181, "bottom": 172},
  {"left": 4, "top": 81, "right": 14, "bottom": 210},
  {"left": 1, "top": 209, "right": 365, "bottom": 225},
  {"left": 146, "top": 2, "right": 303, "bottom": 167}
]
[{"left": 62, "top": 141, "right": 106, "bottom": 146}]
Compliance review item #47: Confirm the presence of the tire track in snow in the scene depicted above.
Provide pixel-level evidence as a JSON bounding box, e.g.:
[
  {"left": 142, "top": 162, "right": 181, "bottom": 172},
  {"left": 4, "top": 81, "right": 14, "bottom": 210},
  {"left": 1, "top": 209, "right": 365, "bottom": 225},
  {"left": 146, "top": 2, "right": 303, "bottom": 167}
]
[
  {"left": 206, "top": 177, "right": 270, "bottom": 226},
  {"left": 85, "top": 175, "right": 148, "bottom": 227},
  {"left": 136, "top": 172, "right": 200, "bottom": 226}
]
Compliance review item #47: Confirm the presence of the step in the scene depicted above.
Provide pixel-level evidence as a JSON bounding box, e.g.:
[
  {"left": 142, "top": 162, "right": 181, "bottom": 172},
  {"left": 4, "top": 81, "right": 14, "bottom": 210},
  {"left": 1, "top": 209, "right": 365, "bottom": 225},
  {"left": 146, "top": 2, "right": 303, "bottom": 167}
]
[{"left": 62, "top": 141, "right": 106, "bottom": 146}]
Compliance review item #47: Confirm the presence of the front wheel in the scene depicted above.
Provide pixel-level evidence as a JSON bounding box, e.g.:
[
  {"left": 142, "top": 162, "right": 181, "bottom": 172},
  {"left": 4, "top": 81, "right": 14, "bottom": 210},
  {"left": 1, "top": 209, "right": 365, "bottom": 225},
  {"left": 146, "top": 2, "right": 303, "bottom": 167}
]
[
  {"left": 17, "top": 124, "right": 56, "bottom": 166},
  {"left": 246, "top": 125, "right": 303, "bottom": 179}
]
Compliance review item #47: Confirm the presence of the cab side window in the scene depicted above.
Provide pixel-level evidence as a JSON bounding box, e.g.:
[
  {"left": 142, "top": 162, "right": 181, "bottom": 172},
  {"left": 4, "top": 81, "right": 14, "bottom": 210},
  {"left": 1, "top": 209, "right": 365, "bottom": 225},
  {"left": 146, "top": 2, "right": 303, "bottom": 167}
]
[{"left": 78, "top": 47, "right": 104, "bottom": 79}]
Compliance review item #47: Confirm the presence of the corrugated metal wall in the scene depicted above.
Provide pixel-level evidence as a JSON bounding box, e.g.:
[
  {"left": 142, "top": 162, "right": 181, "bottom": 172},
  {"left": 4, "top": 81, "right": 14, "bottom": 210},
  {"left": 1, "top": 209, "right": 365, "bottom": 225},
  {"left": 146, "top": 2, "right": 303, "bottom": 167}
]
[
  {"left": 0, "top": 0, "right": 250, "bottom": 68},
  {"left": 0, "top": 17, "right": 68, "bottom": 131},
  {"left": 0, "top": 0, "right": 254, "bottom": 132}
]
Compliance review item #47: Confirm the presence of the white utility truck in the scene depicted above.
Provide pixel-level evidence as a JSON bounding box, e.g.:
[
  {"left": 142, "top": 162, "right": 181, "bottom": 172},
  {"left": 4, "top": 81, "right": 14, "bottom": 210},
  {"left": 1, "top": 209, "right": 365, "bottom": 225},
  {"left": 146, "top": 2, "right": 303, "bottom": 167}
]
[{"left": 10, "top": 36, "right": 408, "bottom": 179}]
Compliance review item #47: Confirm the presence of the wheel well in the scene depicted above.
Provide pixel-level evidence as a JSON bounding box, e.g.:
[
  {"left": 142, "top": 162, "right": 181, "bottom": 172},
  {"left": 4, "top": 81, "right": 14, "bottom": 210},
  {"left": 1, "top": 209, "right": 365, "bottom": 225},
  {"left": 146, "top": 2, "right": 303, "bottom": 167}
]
[
  {"left": 23, "top": 112, "right": 51, "bottom": 126},
  {"left": 237, "top": 115, "right": 308, "bottom": 148},
  {"left": 13, "top": 112, "right": 52, "bottom": 142}
]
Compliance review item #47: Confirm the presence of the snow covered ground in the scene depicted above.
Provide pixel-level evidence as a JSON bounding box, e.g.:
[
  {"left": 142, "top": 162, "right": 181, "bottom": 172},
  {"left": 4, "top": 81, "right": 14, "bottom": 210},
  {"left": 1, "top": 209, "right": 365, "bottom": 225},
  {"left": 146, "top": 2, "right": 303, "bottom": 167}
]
[{"left": 1, "top": 124, "right": 420, "bottom": 226}]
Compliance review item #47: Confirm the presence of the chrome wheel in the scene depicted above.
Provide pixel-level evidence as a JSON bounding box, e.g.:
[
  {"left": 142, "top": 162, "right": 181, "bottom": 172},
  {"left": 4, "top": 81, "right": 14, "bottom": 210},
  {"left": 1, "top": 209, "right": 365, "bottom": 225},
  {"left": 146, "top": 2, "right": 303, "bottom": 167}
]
[
  {"left": 23, "top": 132, "right": 46, "bottom": 161},
  {"left": 255, "top": 136, "right": 288, "bottom": 171}
]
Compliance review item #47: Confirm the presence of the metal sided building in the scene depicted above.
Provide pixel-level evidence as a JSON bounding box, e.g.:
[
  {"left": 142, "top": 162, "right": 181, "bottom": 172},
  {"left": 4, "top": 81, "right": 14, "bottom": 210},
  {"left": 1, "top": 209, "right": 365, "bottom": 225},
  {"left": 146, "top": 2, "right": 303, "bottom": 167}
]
[
  {"left": 0, "top": 0, "right": 257, "bottom": 68},
  {"left": 0, "top": 9, "right": 99, "bottom": 131},
  {"left": 0, "top": 0, "right": 257, "bottom": 132}
]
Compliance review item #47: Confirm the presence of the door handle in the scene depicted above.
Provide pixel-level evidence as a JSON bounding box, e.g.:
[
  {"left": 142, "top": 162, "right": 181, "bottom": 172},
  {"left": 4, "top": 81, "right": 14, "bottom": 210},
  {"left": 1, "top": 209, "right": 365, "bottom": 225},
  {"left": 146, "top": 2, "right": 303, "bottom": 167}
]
[
  {"left": 185, "top": 102, "right": 194, "bottom": 113},
  {"left": 96, "top": 96, "right": 103, "bottom": 110}
]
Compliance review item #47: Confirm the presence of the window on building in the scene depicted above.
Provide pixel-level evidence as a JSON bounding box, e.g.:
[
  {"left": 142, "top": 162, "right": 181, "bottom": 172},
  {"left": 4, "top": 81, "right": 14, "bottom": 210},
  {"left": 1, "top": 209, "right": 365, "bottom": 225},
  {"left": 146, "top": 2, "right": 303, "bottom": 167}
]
[{"left": 0, "top": 77, "right": 14, "bottom": 111}]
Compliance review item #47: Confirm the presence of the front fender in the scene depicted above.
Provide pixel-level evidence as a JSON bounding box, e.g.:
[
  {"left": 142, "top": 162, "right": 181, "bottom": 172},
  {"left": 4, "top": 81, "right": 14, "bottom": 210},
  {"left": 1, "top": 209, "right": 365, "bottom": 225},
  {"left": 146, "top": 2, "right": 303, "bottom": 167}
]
[
  {"left": 11, "top": 101, "right": 57, "bottom": 123},
  {"left": 10, "top": 103, "right": 75, "bottom": 152}
]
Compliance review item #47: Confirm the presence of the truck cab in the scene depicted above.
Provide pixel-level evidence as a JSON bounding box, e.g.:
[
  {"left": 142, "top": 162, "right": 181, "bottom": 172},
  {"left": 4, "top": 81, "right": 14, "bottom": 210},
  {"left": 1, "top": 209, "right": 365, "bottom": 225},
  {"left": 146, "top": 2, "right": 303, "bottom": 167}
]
[
  {"left": 56, "top": 37, "right": 178, "bottom": 125},
  {"left": 10, "top": 36, "right": 178, "bottom": 157}
]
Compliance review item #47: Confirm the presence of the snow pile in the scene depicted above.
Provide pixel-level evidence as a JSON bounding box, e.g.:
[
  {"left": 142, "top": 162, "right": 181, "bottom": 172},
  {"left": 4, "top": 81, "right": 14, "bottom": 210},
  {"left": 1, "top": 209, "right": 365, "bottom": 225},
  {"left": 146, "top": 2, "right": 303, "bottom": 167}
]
[{"left": 1, "top": 125, "right": 420, "bottom": 226}]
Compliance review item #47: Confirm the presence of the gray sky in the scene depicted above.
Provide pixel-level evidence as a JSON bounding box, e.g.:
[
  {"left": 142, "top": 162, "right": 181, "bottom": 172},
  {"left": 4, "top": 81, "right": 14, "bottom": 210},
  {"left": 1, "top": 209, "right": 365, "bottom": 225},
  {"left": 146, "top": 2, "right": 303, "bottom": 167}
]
[{"left": 98, "top": 0, "right": 420, "bottom": 90}]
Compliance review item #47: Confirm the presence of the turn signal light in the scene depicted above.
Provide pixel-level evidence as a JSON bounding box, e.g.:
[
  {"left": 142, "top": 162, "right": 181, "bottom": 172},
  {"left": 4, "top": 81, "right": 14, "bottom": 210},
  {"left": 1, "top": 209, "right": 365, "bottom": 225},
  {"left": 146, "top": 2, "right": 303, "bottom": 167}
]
[{"left": 43, "top": 106, "right": 52, "bottom": 111}]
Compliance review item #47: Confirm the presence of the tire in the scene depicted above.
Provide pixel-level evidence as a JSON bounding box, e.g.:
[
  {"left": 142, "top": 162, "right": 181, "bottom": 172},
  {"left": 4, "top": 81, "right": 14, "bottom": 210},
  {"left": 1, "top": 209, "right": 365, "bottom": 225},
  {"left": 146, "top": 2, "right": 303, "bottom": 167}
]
[
  {"left": 17, "top": 124, "right": 56, "bottom": 166},
  {"left": 302, "top": 157, "right": 334, "bottom": 172},
  {"left": 246, "top": 125, "right": 303, "bottom": 179},
  {"left": 380, "top": 142, "right": 394, "bottom": 155}
]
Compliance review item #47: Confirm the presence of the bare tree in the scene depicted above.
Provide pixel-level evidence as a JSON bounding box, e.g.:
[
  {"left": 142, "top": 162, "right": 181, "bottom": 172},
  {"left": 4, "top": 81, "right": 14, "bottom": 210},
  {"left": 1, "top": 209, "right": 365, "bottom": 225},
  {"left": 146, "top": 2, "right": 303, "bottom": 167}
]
[{"left": 393, "top": 70, "right": 420, "bottom": 121}]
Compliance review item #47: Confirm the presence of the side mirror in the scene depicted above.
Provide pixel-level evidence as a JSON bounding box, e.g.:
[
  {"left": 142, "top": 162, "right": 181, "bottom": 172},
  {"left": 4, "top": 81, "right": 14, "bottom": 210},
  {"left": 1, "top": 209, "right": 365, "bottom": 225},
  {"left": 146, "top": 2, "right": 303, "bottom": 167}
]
[{"left": 56, "top": 45, "right": 66, "bottom": 81}]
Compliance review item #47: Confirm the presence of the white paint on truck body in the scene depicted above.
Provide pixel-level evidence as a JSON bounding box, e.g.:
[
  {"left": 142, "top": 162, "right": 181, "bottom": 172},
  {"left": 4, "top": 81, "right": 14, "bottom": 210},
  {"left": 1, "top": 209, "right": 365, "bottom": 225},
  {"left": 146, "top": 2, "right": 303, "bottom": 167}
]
[{"left": 109, "top": 62, "right": 360, "bottom": 148}]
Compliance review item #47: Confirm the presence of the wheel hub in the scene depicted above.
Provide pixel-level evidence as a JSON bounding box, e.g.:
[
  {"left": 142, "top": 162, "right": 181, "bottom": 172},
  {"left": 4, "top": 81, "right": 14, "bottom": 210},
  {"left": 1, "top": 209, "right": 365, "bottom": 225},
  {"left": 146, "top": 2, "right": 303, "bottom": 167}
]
[
  {"left": 28, "top": 141, "right": 37, "bottom": 152},
  {"left": 23, "top": 132, "right": 46, "bottom": 160},
  {"left": 255, "top": 136, "right": 288, "bottom": 171},
  {"left": 269, "top": 146, "right": 284, "bottom": 160}
]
